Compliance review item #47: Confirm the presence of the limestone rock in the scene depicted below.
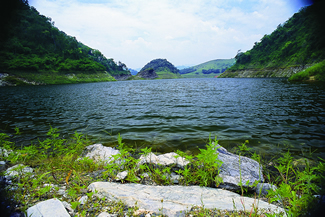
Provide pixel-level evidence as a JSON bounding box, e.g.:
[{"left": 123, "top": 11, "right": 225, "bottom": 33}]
[
  {"left": 88, "top": 182, "right": 285, "bottom": 217},
  {"left": 0, "top": 147, "right": 11, "bottom": 158},
  {"left": 138, "top": 152, "right": 189, "bottom": 168},
  {"left": 138, "top": 153, "right": 159, "bottom": 165},
  {"left": 27, "top": 198, "right": 70, "bottom": 217},
  {"left": 216, "top": 146, "right": 264, "bottom": 190},
  {"left": 116, "top": 170, "right": 128, "bottom": 181},
  {"left": 79, "top": 195, "right": 88, "bottom": 205},
  {"left": 5, "top": 164, "right": 33, "bottom": 180},
  {"left": 256, "top": 183, "right": 277, "bottom": 196},
  {"left": 62, "top": 201, "right": 74, "bottom": 216},
  {"left": 81, "top": 144, "right": 120, "bottom": 163}
]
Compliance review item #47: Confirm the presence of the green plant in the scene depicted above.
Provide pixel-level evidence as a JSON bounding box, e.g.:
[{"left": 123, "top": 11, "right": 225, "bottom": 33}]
[
  {"left": 237, "top": 140, "right": 251, "bottom": 152},
  {"left": 266, "top": 151, "right": 325, "bottom": 216}
]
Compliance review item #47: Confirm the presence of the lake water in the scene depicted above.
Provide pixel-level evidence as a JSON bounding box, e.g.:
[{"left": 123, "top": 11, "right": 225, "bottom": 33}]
[{"left": 1, "top": 78, "right": 324, "bottom": 158}]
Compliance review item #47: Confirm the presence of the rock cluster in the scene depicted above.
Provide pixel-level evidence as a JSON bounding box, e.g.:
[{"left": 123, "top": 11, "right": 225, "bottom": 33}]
[{"left": 1, "top": 145, "right": 285, "bottom": 217}]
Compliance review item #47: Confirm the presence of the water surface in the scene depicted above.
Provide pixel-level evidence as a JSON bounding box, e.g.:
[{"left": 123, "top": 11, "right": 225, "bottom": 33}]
[{"left": 1, "top": 78, "right": 324, "bottom": 158}]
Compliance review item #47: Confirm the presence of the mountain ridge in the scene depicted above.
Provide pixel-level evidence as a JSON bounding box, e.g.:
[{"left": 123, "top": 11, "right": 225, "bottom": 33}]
[
  {"left": 219, "top": 1, "right": 325, "bottom": 80},
  {"left": 0, "top": 0, "right": 131, "bottom": 86}
]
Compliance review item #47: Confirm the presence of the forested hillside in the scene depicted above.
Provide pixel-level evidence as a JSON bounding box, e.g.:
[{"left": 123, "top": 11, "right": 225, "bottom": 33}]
[
  {"left": 180, "top": 59, "right": 235, "bottom": 78},
  {"left": 220, "top": 1, "right": 325, "bottom": 79},
  {"left": 0, "top": 0, "right": 130, "bottom": 85},
  {"left": 138, "top": 59, "right": 181, "bottom": 79}
]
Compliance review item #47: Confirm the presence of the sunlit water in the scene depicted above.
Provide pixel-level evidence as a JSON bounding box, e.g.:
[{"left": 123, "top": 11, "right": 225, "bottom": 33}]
[{"left": 1, "top": 78, "right": 324, "bottom": 158}]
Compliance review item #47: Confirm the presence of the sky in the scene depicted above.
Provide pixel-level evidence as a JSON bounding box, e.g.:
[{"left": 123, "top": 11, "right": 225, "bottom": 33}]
[{"left": 29, "top": 0, "right": 313, "bottom": 69}]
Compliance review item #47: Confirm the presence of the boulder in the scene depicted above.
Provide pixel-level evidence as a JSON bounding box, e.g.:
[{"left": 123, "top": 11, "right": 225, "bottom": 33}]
[
  {"left": 138, "top": 152, "right": 189, "bottom": 168},
  {"left": 216, "top": 146, "right": 264, "bottom": 190},
  {"left": 255, "top": 183, "right": 277, "bottom": 196},
  {"left": 81, "top": 144, "right": 120, "bottom": 163},
  {"left": 88, "top": 182, "right": 285, "bottom": 217},
  {"left": 27, "top": 198, "right": 70, "bottom": 217}
]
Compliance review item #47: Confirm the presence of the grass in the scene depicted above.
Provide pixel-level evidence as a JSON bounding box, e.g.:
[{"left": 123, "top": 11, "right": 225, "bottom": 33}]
[
  {"left": 156, "top": 70, "right": 182, "bottom": 79},
  {"left": 2, "top": 70, "right": 116, "bottom": 85},
  {"left": 1, "top": 128, "right": 324, "bottom": 216},
  {"left": 181, "top": 59, "right": 235, "bottom": 78},
  {"left": 288, "top": 59, "right": 325, "bottom": 82}
]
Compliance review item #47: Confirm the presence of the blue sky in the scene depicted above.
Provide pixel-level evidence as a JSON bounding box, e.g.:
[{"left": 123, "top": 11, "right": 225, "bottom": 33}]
[{"left": 29, "top": 0, "right": 312, "bottom": 69}]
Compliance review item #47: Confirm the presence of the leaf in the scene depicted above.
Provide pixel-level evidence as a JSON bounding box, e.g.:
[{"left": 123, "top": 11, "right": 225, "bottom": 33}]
[{"left": 66, "top": 170, "right": 72, "bottom": 185}]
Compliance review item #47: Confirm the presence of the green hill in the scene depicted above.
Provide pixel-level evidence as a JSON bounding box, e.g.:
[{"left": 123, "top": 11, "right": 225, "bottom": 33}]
[
  {"left": 219, "top": 1, "right": 325, "bottom": 80},
  {"left": 180, "top": 59, "right": 235, "bottom": 78},
  {"left": 137, "top": 59, "right": 182, "bottom": 79},
  {"left": 0, "top": 0, "right": 130, "bottom": 85}
]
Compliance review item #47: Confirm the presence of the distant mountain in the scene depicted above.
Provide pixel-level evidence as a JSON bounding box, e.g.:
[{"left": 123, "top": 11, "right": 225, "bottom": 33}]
[
  {"left": 220, "top": 1, "right": 325, "bottom": 80},
  {"left": 129, "top": 68, "right": 138, "bottom": 75},
  {"left": 176, "top": 64, "right": 194, "bottom": 70},
  {"left": 138, "top": 59, "right": 182, "bottom": 79},
  {"left": 0, "top": 0, "right": 130, "bottom": 85},
  {"left": 180, "top": 59, "right": 235, "bottom": 78}
]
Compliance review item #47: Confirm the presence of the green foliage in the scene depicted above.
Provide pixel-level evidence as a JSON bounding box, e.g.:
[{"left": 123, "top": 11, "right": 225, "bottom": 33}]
[
  {"left": 236, "top": 140, "right": 251, "bottom": 152},
  {"left": 176, "top": 135, "right": 223, "bottom": 187},
  {"left": 0, "top": 0, "right": 129, "bottom": 82},
  {"left": 180, "top": 59, "right": 235, "bottom": 78},
  {"left": 288, "top": 59, "right": 325, "bottom": 81},
  {"left": 225, "top": 2, "right": 325, "bottom": 74},
  {"left": 140, "top": 59, "right": 180, "bottom": 75},
  {"left": 1, "top": 128, "right": 324, "bottom": 216}
]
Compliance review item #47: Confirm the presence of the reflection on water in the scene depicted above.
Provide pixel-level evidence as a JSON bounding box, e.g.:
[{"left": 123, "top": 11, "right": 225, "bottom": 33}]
[{"left": 0, "top": 78, "right": 324, "bottom": 158}]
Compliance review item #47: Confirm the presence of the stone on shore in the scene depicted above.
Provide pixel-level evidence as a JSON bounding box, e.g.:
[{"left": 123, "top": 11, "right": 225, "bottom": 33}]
[
  {"left": 255, "top": 183, "right": 277, "bottom": 196},
  {"left": 216, "top": 146, "right": 264, "bottom": 190},
  {"left": 81, "top": 144, "right": 120, "bottom": 163},
  {"left": 27, "top": 198, "right": 70, "bottom": 217},
  {"left": 5, "top": 164, "right": 33, "bottom": 180},
  {"left": 138, "top": 152, "right": 189, "bottom": 168},
  {"left": 88, "top": 182, "right": 285, "bottom": 217}
]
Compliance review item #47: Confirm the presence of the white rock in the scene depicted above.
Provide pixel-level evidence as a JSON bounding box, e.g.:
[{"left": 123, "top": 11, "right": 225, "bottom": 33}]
[
  {"left": 5, "top": 164, "right": 33, "bottom": 179},
  {"left": 81, "top": 144, "right": 120, "bottom": 163},
  {"left": 62, "top": 201, "right": 74, "bottom": 215},
  {"left": 138, "top": 152, "right": 189, "bottom": 168},
  {"left": 157, "top": 152, "right": 189, "bottom": 168},
  {"left": 27, "top": 198, "right": 70, "bottom": 217},
  {"left": 88, "top": 182, "right": 285, "bottom": 217},
  {"left": 138, "top": 153, "right": 159, "bottom": 165},
  {"left": 116, "top": 170, "right": 128, "bottom": 181},
  {"left": 0, "top": 147, "right": 10, "bottom": 158},
  {"left": 79, "top": 195, "right": 88, "bottom": 205}
]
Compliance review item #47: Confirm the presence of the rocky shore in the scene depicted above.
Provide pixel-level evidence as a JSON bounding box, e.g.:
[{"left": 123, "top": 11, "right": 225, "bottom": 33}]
[{"left": 0, "top": 143, "right": 286, "bottom": 217}]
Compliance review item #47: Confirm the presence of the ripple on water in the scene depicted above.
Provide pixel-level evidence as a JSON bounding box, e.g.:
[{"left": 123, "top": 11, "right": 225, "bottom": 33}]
[{"left": 0, "top": 78, "right": 324, "bottom": 158}]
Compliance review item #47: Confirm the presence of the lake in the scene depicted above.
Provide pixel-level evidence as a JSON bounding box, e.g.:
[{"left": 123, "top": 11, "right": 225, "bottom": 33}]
[{"left": 1, "top": 78, "right": 324, "bottom": 159}]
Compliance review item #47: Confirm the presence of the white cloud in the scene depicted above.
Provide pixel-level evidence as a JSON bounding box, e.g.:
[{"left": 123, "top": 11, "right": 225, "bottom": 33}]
[{"left": 29, "top": 0, "right": 302, "bottom": 68}]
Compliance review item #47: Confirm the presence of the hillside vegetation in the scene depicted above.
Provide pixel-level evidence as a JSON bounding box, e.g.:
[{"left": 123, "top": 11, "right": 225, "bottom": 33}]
[
  {"left": 220, "top": 1, "right": 325, "bottom": 80},
  {"left": 0, "top": 0, "right": 130, "bottom": 85},
  {"left": 137, "top": 59, "right": 182, "bottom": 79},
  {"left": 180, "top": 59, "right": 235, "bottom": 78}
]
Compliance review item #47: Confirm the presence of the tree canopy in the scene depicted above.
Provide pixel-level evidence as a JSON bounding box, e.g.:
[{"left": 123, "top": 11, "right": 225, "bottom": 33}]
[
  {"left": 228, "top": 1, "right": 325, "bottom": 71},
  {"left": 0, "top": 0, "right": 130, "bottom": 76},
  {"left": 140, "top": 59, "right": 180, "bottom": 74}
]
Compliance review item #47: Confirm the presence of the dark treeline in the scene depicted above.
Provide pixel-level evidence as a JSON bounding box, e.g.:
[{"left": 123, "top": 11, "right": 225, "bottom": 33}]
[
  {"left": 201, "top": 68, "right": 227, "bottom": 74},
  {"left": 0, "top": 0, "right": 129, "bottom": 76}
]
